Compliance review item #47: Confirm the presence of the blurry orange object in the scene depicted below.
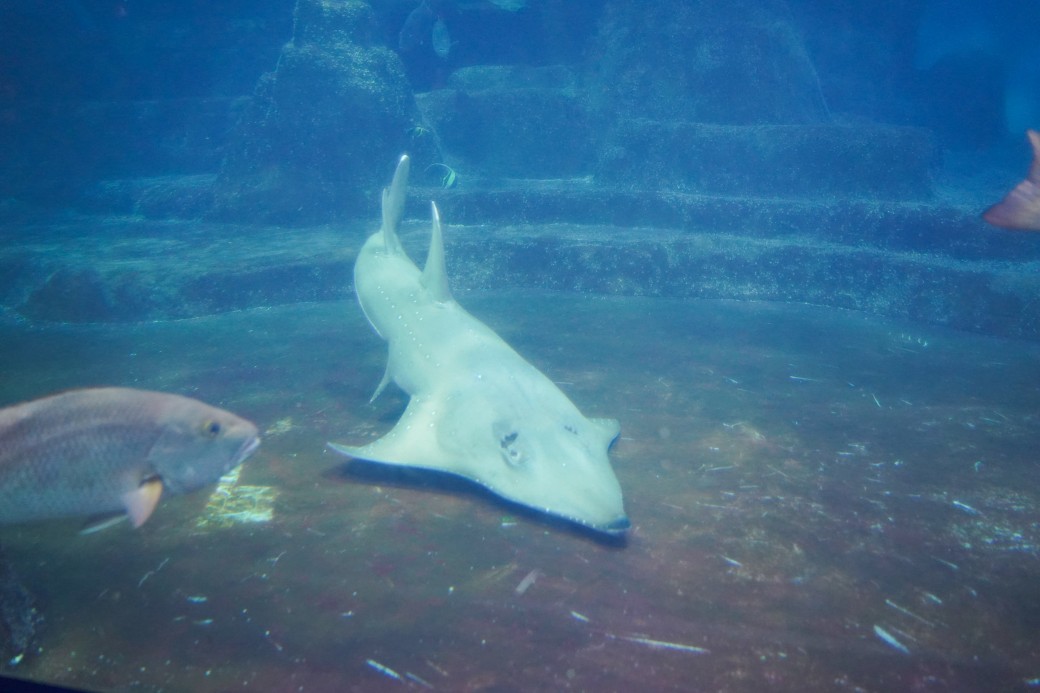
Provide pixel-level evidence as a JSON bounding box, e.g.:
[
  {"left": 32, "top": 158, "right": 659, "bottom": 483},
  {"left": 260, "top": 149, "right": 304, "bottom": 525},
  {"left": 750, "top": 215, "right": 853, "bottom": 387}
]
[{"left": 983, "top": 129, "right": 1040, "bottom": 231}]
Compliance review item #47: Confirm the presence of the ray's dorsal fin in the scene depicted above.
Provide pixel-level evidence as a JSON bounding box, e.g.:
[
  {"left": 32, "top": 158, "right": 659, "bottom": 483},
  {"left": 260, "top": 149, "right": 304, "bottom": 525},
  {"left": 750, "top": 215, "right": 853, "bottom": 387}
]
[
  {"left": 381, "top": 155, "right": 410, "bottom": 254},
  {"left": 421, "top": 202, "right": 453, "bottom": 303},
  {"left": 982, "top": 129, "right": 1040, "bottom": 232}
]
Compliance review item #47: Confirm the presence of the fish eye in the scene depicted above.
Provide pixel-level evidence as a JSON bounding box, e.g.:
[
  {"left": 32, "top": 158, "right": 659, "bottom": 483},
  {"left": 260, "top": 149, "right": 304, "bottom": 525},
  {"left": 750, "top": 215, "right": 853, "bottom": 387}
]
[{"left": 202, "top": 420, "right": 222, "bottom": 438}]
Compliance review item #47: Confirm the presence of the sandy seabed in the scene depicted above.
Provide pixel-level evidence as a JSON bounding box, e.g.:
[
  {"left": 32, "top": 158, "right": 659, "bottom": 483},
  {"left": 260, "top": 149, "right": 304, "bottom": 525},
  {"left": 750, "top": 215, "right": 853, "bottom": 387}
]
[{"left": 1, "top": 293, "right": 1038, "bottom": 692}]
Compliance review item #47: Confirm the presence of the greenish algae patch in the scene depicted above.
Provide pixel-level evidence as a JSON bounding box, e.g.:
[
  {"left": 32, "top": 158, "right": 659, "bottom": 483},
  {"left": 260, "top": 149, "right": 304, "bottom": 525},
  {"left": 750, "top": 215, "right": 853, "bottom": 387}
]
[{"left": 195, "top": 467, "right": 278, "bottom": 529}]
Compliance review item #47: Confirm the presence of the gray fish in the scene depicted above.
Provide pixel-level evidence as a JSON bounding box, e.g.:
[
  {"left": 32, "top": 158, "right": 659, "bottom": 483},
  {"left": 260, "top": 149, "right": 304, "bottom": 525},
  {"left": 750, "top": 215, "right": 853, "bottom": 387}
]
[
  {"left": 399, "top": 1, "right": 435, "bottom": 53},
  {"left": 431, "top": 18, "right": 453, "bottom": 59},
  {"left": 0, "top": 387, "right": 260, "bottom": 529}
]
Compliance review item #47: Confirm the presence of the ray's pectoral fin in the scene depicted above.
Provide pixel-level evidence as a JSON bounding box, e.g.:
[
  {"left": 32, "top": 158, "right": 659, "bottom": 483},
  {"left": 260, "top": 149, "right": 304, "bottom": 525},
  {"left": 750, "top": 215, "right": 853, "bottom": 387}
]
[
  {"left": 591, "top": 417, "right": 622, "bottom": 446},
  {"left": 328, "top": 397, "right": 448, "bottom": 471},
  {"left": 121, "top": 478, "right": 164, "bottom": 528},
  {"left": 983, "top": 129, "right": 1040, "bottom": 232}
]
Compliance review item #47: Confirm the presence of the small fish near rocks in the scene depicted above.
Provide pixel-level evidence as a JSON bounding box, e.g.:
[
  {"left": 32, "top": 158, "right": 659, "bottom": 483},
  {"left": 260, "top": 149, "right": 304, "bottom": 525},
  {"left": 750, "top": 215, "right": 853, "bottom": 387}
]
[{"left": 0, "top": 387, "right": 260, "bottom": 530}]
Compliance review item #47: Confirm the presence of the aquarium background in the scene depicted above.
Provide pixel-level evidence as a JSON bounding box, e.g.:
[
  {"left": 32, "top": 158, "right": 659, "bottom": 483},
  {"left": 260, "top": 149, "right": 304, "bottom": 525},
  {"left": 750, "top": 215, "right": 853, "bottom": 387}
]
[{"left": 1, "top": 1, "right": 1039, "bottom": 691}]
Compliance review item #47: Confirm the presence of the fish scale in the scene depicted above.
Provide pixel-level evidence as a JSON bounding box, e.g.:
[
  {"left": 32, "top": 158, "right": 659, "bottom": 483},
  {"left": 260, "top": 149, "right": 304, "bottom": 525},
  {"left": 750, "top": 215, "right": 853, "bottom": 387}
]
[{"left": 1, "top": 421, "right": 156, "bottom": 520}]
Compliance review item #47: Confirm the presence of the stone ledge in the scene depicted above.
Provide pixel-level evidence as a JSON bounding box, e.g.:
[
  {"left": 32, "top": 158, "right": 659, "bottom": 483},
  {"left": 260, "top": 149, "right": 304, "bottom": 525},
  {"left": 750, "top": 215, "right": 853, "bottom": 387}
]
[{"left": 2, "top": 215, "right": 1038, "bottom": 342}]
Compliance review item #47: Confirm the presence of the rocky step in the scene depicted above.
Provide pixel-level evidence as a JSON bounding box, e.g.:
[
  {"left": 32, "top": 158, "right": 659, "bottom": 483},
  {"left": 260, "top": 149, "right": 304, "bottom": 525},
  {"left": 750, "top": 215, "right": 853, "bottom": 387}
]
[
  {"left": 417, "top": 68, "right": 936, "bottom": 197},
  {"left": 72, "top": 172, "right": 1033, "bottom": 264},
  {"left": 2, "top": 215, "right": 1037, "bottom": 342},
  {"left": 62, "top": 77, "right": 939, "bottom": 220},
  {"left": 0, "top": 98, "right": 249, "bottom": 203}
]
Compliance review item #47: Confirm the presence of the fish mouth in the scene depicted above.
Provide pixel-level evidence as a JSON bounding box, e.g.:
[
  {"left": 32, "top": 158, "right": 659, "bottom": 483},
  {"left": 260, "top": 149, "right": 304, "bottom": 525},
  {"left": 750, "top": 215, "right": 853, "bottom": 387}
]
[{"left": 235, "top": 436, "right": 261, "bottom": 464}]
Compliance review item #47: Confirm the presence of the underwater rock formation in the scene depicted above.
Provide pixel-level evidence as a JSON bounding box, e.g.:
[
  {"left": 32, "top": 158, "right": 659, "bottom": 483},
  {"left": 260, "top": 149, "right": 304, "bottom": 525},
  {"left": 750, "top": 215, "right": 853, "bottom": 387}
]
[
  {"left": 586, "top": 0, "right": 829, "bottom": 125},
  {"left": 596, "top": 121, "right": 937, "bottom": 199},
  {"left": 214, "top": 0, "right": 421, "bottom": 222},
  {"left": 416, "top": 65, "right": 593, "bottom": 178},
  {"left": 584, "top": 0, "right": 936, "bottom": 200}
]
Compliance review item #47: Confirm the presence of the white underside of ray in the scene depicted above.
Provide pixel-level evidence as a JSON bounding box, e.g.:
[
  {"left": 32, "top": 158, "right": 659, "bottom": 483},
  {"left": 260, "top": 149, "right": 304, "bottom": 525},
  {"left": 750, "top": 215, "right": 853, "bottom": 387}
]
[{"left": 329, "top": 155, "right": 627, "bottom": 534}]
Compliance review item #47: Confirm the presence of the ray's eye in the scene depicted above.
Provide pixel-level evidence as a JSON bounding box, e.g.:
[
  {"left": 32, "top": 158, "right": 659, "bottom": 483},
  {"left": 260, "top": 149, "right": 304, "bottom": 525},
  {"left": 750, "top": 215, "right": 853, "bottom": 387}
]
[
  {"left": 498, "top": 431, "right": 524, "bottom": 467},
  {"left": 202, "top": 419, "right": 222, "bottom": 438},
  {"left": 493, "top": 421, "right": 526, "bottom": 468}
]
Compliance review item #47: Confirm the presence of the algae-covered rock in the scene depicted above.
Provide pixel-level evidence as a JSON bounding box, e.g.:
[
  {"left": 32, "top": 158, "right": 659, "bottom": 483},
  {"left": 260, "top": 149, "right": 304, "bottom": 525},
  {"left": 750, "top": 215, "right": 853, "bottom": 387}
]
[
  {"left": 597, "top": 121, "right": 937, "bottom": 199},
  {"left": 586, "top": 0, "right": 829, "bottom": 125},
  {"left": 416, "top": 65, "right": 593, "bottom": 178},
  {"left": 214, "top": 0, "right": 421, "bottom": 222}
]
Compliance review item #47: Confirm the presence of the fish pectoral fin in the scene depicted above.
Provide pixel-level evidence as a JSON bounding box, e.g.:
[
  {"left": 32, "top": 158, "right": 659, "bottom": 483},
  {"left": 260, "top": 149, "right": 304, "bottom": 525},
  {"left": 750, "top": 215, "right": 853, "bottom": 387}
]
[
  {"left": 79, "top": 512, "right": 129, "bottom": 535},
  {"left": 121, "top": 478, "right": 164, "bottom": 528}
]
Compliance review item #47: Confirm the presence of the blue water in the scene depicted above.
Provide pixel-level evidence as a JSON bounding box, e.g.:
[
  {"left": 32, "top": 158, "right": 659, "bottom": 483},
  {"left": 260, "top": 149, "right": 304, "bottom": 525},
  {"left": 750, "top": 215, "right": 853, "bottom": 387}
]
[{"left": 1, "top": 1, "right": 1040, "bottom": 691}]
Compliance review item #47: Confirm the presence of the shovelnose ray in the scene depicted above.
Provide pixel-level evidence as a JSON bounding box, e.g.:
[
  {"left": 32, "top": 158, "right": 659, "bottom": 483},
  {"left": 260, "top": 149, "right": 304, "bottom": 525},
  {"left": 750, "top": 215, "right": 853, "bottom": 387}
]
[
  {"left": 983, "top": 129, "right": 1040, "bottom": 231},
  {"left": 329, "top": 155, "right": 628, "bottom": 534}
]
